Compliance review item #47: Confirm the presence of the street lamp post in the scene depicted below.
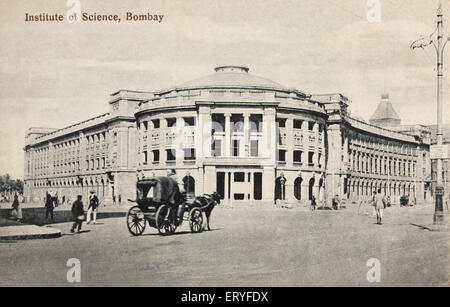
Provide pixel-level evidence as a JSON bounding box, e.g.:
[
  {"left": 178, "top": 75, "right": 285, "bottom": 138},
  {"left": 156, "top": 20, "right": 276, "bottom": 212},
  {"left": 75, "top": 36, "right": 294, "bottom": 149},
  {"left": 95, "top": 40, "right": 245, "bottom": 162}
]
[{"left": 411, "top": 2, "right": 448, "bottom": 224}]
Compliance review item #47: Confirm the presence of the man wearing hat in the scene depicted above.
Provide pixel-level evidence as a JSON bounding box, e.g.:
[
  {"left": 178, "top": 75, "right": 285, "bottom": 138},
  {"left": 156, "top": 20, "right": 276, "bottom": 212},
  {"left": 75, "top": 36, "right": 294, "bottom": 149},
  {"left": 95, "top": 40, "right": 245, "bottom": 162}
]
[
  {"left": 71, "top": 195, "right": 84, "bottom": 233},
  {"left": 86, "top": 190, "right": 99, "bottom": 224}
]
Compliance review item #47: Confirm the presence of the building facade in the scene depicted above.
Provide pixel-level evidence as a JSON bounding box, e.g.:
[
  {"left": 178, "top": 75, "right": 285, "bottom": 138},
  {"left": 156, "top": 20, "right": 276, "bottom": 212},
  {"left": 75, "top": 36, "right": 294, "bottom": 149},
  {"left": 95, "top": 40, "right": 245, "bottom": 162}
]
[
  {"left": 429, "top": 124, "right": 450, "bottom": 202},
  {"left": 24, "top": 66, "right": 432, "bottom": 206}
]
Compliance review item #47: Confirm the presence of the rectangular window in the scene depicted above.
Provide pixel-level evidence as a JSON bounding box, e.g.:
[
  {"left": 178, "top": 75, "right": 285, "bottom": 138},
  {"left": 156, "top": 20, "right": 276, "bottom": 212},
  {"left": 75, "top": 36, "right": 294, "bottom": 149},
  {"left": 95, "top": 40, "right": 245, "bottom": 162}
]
[
  {"left": 234, "top": 172, "right": 245, "bottom": 182},
  {"left": 211, "top": 139, "right": 222, "bottom": 157},
  {"left": 232, "top": 140, "right": 240, "bottom": 157},
  {"left": 250, "top": 140, "right": 258, "bottom": 157},
  {"left": 143, "top": 151, "right": 148, "bottom": 164},
  {"left": 308, "top": 122, "right": 315, "bottom": 131},
  {"left": 166, "top": 118, "right": 176, "bottom": 128},
  {"left": 143, "top": 121, "right": 148, "bottom": 131},
  {"left": 293, "top": 119, "right": 303, "bottom": 129},
  {"left": 152, "top": 150, "right": 160, "bottom": 162},
  {"left": 308, "top": 152, "right": 314, "bottom": 165},
  {"left": 152, "top": 119, "right": 160, "bottom": 129},
  {"left": 184, "top": 148, "right": 196, "bottom": 161},
  {"left": 234, "top": 193, "right": 245, "bottom": 200},
  {"left": 277, "top": 118, "right": 286, "bottom": 128},
  {"left": 211, "top": 114, "right": 225, "bottom": 133},
  {"left": 293, "top": 150, "right": 302, "bottom": 163},
  {"left": 278, "top": 150, "right": 286, "bottom": 162},
  {"left": 166, "top": 149, "right": 176, "bottom": 161},
  {"left": 184, "top": 117, "right": 195, "bottom": 127},
  {"left": 231, "top": 114, "right": 244, "bottom": 133},
  {"left": 249, "top": 114, "right": 262, "bottom": 133}
]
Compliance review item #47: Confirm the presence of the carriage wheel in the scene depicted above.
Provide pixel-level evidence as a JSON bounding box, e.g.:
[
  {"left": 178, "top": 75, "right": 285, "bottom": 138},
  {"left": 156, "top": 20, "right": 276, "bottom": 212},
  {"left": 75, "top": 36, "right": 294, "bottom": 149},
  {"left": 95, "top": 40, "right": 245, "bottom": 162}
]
[
  {"left": 156, "top": 205, "right": 177, "bottom": 235},
  {"left": 189, "top": 208, "right": 203, "bottom": 233},
  {"left": 126, "top": 206, "right": 146, "bottom": 236}
]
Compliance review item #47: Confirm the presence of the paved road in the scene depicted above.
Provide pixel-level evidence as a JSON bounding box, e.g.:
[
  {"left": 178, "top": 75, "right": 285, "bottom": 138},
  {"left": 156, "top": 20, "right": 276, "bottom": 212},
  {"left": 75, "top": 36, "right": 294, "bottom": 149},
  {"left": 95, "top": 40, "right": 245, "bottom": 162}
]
[{"left": 0, "top": 203, "right": 448, "bottom": 286}]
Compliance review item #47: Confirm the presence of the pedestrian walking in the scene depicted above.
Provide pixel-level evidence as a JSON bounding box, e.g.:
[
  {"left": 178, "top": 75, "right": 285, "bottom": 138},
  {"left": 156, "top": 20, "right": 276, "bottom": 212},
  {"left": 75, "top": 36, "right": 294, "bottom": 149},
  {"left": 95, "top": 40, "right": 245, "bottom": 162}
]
[
  {"left": 11, "top": 194, "right": 22, "bottom": 221},
  {"left": 310, "top": 195, "right": 317, "bottom": 211},
  {"left": 118, "top": 194, "right": 121, "bottom": 205},
  {"left": 86, "top": 190, "right": 99, "bottom": 224},
  {"left": 71, "top": 195, "right": 84, "bottom": 233},
  {"left": 373, "top": 189, "right": 384, "bottom": 225},
  {"left": 45, "top": 192, "right": 54, "bottom": 221},
  {"left": 112, "top": 195, "right": 116, "bottom": 205}
]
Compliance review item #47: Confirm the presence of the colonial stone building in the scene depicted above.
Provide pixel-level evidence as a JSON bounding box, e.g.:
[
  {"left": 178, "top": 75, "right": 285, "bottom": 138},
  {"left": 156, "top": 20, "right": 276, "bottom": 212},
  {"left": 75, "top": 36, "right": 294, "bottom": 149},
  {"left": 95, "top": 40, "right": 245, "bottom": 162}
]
[{"left": 23, "top": 66, "right": 432, "bottom": 206}]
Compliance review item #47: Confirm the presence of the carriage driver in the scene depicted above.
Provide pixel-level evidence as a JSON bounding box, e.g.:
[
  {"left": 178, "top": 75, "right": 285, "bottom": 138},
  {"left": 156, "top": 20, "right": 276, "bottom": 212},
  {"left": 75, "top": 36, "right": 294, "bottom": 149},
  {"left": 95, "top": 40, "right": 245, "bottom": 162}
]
[{"left": 168, "top": 169, "right": 186, "bottom": 223}]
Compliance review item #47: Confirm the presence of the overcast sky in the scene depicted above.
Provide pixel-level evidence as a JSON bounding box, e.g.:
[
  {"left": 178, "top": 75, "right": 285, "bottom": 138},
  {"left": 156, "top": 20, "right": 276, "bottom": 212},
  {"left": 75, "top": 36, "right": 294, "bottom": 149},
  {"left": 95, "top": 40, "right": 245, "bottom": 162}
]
[{"left": 1, "top": 0, "right": 450, "bottom": 179}]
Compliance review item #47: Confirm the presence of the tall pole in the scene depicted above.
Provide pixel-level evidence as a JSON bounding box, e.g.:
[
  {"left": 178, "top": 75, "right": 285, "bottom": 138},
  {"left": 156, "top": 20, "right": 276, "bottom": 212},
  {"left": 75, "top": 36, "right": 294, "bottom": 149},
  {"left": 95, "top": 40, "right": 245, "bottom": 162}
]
[
  {"left": 436, "top": 5, "right": 444, "bottom": 188},
  {"left": 411, "top": 2, "right": 448, "bottom": 224}
]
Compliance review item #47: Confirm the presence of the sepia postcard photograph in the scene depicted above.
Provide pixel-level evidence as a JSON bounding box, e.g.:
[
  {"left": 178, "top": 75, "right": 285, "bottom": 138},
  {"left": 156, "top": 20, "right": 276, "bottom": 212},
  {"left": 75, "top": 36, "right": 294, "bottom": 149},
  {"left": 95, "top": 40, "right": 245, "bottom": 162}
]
[{"left": 0, "top": 0, "right": 449, "bottom": 293}]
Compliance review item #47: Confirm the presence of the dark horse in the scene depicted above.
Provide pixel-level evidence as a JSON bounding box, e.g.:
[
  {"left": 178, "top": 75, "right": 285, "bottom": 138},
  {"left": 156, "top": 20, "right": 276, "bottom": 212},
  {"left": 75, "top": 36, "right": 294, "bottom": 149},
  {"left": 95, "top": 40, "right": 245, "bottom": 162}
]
[{"left": 191, "top": 192, "right": 221, "bottom": 230}]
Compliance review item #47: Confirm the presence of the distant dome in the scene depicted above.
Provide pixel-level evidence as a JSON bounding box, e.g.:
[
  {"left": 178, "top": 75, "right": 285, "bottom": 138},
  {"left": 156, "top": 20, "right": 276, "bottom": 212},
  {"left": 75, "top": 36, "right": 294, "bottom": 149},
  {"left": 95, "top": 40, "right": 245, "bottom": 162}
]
[{"left": 159, "top": 66, "right": 288, "bottom": 93}]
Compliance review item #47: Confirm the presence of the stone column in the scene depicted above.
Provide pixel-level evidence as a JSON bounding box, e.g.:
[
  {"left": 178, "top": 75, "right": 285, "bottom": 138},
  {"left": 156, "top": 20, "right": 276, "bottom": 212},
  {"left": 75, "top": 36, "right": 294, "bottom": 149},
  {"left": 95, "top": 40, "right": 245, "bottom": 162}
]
[
  {"left": 160, "top": 117, "right": 167, "bottom": 165},
  {"left": 286, "top": 117, "right": 293, "bottom": 167},
  {"left": 244, "top": 113, "right": 250, "bottom": 157},
  {"left": 249, "top": 172, "right": 254, "bottom": 201},
  {"left": 224, "top": 113, "right": 231, "bottom": 157},
  {"left": 197, "top": 106, "right": 211, "bottom": 160},
  {"left": 262, "top": 108, "right": 277, "bottom": 166},
  {"left": 224, "top": 171, "right": 229, "bottom": 201},
  {"left": 176, "top": 116, "right": 184, "bottom": 165}
]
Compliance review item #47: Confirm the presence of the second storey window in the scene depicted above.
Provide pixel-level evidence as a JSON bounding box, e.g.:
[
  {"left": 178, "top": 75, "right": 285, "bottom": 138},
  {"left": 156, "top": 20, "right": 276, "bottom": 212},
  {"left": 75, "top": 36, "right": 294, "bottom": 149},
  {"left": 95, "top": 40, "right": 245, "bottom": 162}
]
[
  {"left": 250, "top": 140, "right": 258, "bottom": 157},
  {"left": 232, "top": 140, "right": 240, "bottom": 157},
  {"left": 166, "top": 118, "right": 176, "bottom": 128},
  {"left": 184, "top": 148, "right": 196, "bottom": 161},
  {"left": 278, "top": 150, "right": 286, "bottom": 162},
  {"left": 211, "top": 140, "right": 222, "bottom": 157},
  {"left": 152, "top": 119, "right": 160, "bottom": 129},
  {"left": 293, "top": 119, "right": 303, "bottom": 129},
  {"left": 143, "top": 151, "right": 148, "bottom": 164},
  {"left": 166, "top": 149, "right": 176, "bottom": 161},
  {"left": 152, "top": 150, "right": 160, "bottom": 162},
  {"left": 308, "top": 152, "right": 314, "bottom": 166},
  {"left": 293, "top": 150, "right": 302, "bottom": 163}
]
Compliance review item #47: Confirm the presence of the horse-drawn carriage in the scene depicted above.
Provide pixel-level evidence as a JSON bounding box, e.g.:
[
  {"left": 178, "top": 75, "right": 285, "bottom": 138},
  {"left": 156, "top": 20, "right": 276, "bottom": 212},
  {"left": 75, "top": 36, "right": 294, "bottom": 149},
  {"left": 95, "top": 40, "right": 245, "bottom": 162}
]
[{"left": 126, "top": 176, "right": 221, "bottom": 236}]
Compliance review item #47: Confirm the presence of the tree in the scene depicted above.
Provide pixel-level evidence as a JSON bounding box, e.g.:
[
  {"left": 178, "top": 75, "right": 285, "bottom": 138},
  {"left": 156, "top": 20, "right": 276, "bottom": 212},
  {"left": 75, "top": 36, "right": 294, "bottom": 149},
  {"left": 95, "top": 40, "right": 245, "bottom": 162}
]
[{"left": 0, "top": 174, "right": 24, "bottom": 200}]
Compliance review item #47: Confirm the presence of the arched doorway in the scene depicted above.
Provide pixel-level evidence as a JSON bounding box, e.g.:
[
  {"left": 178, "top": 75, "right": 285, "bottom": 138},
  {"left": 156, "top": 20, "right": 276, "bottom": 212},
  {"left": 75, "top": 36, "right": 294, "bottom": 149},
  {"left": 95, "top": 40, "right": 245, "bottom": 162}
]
[
  {"left": 308, "top": 177, "right": 315, "bottom": 200},
  {"left": 294, "top": 177, "right": 302, "bottom": 200},
  {"left": 275, "top": 176, "right": 286, "bottom": 201},
  {"left": 182, "top": 176, "right": 195, "bottom": 198}
]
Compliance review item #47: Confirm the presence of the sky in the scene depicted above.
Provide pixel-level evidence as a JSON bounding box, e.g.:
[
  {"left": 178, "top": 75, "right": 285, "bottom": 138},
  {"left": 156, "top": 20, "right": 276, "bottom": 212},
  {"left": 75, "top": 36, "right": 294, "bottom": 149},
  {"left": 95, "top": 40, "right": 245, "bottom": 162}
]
[{"left": 1, "top": 0, "right": 450, "bottom": 179}]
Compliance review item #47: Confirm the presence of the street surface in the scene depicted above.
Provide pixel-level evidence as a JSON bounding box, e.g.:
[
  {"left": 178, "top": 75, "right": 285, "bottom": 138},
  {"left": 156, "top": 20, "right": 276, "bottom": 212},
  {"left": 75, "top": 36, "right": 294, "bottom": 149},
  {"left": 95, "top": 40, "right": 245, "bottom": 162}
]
[{"left": 0, "top": 202, "right": 448, "bottom": 286}]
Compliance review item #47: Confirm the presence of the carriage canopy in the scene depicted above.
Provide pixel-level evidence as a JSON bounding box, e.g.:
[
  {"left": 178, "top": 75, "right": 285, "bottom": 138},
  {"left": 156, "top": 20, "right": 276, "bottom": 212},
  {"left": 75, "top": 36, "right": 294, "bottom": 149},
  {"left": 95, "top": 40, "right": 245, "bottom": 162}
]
[{"left": 136, "top": 176, "right": 180, "bottom": 203}]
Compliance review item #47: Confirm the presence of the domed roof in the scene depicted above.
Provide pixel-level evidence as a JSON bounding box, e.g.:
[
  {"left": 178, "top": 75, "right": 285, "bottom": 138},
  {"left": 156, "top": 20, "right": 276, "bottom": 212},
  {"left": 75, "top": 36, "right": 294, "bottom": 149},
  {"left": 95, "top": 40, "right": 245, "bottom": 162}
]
[{"left": 161, "top": 66, "right": 288, "bottom": 92}]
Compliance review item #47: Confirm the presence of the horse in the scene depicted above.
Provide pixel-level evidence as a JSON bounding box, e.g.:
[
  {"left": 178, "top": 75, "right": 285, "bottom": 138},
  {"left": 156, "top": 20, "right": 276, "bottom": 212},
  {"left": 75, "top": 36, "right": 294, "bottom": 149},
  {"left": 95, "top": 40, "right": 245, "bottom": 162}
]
[{"left": 191, "top": 192, "right": 221, "bottom": 231}]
